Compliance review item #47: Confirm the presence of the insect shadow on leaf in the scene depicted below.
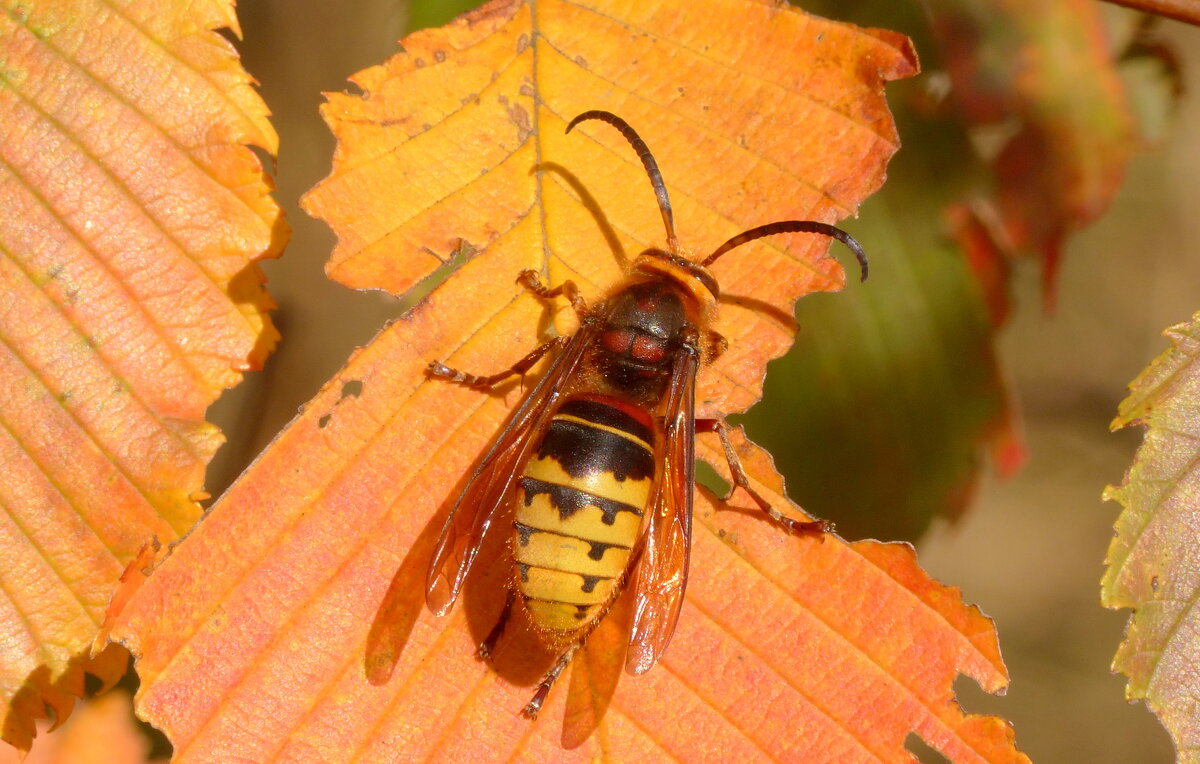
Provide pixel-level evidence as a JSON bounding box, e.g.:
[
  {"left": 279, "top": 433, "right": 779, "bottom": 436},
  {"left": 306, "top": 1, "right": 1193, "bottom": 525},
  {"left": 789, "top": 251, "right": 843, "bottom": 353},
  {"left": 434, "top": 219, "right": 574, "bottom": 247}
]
[{"left": 531, "top": 161, "right": 630, "bottom": 273}]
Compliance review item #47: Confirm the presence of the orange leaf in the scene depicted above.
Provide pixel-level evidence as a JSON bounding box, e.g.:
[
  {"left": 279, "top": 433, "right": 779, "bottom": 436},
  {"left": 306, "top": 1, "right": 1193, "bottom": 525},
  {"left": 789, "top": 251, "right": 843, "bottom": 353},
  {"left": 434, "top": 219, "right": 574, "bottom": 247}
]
[
  {"left": 0, "top": 0, "right": 281, "bottom": 751},
  {"left": 1102, "top": 312, "right": 1200, "bottom": 759},
  {"left": 304, "top": 0, "right": 915, "bottom": 416},
  {"left": 695, "top": 429, "right": 1020, "bottom": 761},
  {"left": 105, "top": 267, "right": 1024, "bottom": 760},
  {"left": 101, "top": 1, "right": 1021, "bottom": 760}
]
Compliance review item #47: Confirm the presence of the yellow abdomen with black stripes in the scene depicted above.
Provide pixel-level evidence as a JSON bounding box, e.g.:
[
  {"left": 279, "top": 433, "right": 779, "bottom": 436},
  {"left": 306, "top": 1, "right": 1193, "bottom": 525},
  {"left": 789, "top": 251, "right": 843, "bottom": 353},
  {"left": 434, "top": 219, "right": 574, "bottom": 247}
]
[{"left": 514, "top": 393, "right": 655, "bottom": 638}]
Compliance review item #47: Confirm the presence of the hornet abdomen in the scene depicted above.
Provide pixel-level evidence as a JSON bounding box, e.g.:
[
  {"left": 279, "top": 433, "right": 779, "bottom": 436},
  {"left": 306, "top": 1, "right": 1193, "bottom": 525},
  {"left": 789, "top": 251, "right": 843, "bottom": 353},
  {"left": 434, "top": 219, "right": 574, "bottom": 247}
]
[{"left": 514, "top": 394, "right": 655, "bottom": 636}]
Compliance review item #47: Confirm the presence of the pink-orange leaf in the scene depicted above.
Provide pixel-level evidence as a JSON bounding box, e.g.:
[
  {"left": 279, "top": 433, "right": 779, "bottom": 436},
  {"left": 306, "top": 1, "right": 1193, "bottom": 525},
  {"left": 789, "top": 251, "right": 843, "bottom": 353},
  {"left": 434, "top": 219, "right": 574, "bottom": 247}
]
[
  {"left": 104, "top": 257, "right": 1025, "bottom": 761},
  {"left": 0, "top": 0, "right": 281, "bottom": 751},
  {"left": 1103, "top": 312, "right": 1200, "bottom": 761},
  {"left": 102, "top": 0, "right": 1024, "bottom": 760}
]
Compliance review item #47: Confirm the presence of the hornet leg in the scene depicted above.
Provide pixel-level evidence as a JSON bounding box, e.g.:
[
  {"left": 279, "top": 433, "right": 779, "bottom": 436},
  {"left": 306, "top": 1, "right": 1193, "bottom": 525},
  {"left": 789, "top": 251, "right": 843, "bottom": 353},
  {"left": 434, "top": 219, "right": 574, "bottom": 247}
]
[
  {"left": 477, "top": 588, "right": 516, "bottom": 660},
  {"left": 427, "top": 268, "right": 585, "bottom": 391},
  {"left": 698, "top": 418, "right": 832, "bottom": 537},
  {"left": 427, "top": 336, "right": 569, "bottom": 392},
  {"left": 523, "top": 642, "right": 580, "bottom": 719},
  {"left": 516, "top": 269, "right": 587, "bottom": 317}
]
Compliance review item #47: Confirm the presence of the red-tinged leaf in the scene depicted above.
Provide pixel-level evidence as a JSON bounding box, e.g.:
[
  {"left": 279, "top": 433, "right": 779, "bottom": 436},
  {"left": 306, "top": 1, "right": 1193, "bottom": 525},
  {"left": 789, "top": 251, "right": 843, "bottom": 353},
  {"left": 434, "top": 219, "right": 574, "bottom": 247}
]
[
  {"left": 946, "top": 203, "right": 1012, "bottom": 329},
  {"left": 929, "top": 0, "right": 1137, "bottom": 305},
  {"left": 1102, "top": 312, "right": 1200, "bottom": 760},
  {"left": 98, "top": 1, "right": 1023, "bottom": 760},
  {"left": 0, "top": 0, "right": 282, "bottom": 751}
]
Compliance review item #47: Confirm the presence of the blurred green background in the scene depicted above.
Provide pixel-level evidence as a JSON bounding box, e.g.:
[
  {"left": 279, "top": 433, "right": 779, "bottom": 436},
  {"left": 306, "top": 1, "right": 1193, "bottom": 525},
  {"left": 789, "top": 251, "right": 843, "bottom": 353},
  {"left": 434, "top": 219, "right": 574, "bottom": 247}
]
[{"left": 200, "top": 1, "right": 1197, "bottom": 761}]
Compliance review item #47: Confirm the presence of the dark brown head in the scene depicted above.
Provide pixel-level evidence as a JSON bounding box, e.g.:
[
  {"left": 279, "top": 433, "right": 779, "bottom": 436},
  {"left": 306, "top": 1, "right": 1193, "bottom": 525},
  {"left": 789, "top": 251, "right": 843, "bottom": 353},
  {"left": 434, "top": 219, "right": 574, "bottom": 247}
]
[{"left": 596, "top": 279, "right": 689, "bottom": 391}]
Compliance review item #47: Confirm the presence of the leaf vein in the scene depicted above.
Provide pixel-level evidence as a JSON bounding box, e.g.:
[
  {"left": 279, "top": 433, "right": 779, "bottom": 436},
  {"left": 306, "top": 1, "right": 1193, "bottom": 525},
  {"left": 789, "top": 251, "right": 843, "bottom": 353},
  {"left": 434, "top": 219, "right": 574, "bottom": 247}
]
[
  {"left": 0, "top": 66, "right": 255, "bottom": 399},
  {"left": 340, "top": 142, "right": 537, "bottom": 277},
  {"left": 681, "top": 594, "right": 885, "bottom": 762},
  {"left": 7, "top": 0, "right": 275, "bottom": 235},
  {"left": 698, "top": 510, "right": 996, "bottom": 761},
  {"left": 162, "top": 285, "right": 540, "bottom": 758},
  {"left": 0, "top": 496, "right": 95, "bottom": 666},
  {"left": 552, "top": 0, "right": 900, "bottom": 145},
  {"left": 1107, "top": 443, "right": 1200, "bottom": 592},
  {"left": 0, "top": 234, "right": 212, "bottom": 466},
  {"left": 0, "top": 321, "right": 176, "bottom": 563}
]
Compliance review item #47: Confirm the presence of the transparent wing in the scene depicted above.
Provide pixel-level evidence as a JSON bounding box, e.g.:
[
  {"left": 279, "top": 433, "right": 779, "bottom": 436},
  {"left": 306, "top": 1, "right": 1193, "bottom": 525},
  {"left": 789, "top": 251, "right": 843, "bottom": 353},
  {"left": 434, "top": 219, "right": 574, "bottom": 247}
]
[
  {"left": 425, "top": 327, "right": 594, "bottom": 615},
  {"left": 625, "top": 345, "right": 698, "bottom": 674}
]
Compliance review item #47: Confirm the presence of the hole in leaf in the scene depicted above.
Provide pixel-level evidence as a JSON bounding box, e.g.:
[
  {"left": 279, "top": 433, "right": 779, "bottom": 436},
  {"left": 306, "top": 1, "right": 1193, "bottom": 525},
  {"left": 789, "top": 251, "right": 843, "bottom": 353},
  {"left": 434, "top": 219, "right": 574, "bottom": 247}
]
[
  {"left": 905, "top": 733, "right": 951, "bottom": 764},
  {"left": 695, "top": 459, "right": 731, "bottom": 498},
  {"left": 395, "top": 240, "right": 478, "bottom": 315}
]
